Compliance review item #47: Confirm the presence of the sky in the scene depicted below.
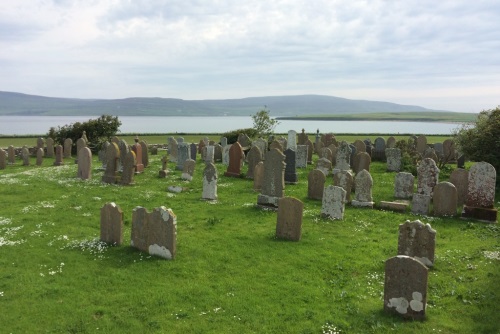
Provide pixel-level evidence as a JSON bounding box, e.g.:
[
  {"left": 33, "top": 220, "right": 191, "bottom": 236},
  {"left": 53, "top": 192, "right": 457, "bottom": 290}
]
[{"left": 1, "top": 0, "right": 499, "bottom": 113}]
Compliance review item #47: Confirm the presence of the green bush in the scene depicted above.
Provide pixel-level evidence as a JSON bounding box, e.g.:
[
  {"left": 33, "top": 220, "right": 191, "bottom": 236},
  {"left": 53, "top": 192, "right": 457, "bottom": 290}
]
[
  {"left": 395, "top": 138, "right": 419, "bottom": 175},
  {"left": 47, "top": 115, "right": 121, "bottom": 154},
  {"left": 221, "top": 128, "right": 258, "bottom": 144}
]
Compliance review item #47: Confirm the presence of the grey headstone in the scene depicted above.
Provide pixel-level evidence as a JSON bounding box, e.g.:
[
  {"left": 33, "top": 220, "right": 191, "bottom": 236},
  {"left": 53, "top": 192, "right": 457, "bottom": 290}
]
[
  {"left": 321, "top": 185, "right": 347, "bottom": 220},
  {"left": 276, "top": 197, "right": 303, "bottom": 241},
  {"left": 100, "top": 203, "right": 123, "bottom": 245},
  {"left": 398, "top": 220, "right": 436, "bottom": 267}
]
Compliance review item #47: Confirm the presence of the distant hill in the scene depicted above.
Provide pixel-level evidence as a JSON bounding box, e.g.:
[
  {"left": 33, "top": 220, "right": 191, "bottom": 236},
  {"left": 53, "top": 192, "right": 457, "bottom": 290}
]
[{"left": 0, "top": 91, "right": 451, "bottom": 116}]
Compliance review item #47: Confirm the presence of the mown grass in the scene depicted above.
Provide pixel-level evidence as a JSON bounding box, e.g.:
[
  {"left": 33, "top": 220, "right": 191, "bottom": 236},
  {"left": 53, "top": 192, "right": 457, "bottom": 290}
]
[{"left": 0, "top": 140, "right": 498, "bottom": 334}]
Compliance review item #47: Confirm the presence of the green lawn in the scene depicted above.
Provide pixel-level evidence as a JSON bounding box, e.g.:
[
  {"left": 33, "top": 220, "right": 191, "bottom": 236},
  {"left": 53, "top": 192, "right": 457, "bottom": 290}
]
[{"left": 0, "top": 139, "right": 498, "bottom": 333}]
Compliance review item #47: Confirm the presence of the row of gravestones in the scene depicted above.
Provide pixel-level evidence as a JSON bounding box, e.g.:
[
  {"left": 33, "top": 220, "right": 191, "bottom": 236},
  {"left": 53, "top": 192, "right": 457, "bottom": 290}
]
[{"left": 100, "top": 203, "right": 176, "bottom": 259}]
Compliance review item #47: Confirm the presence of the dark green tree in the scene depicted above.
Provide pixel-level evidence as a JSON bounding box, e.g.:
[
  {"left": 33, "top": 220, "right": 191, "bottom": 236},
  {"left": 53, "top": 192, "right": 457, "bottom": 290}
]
[{"left": 47, "top": 115, "right": 121, "bottom": 154}]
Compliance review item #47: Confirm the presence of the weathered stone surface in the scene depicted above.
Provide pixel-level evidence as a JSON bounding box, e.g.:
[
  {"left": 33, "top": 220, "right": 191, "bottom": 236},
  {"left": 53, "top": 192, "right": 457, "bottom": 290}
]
[
  {"left": 131, "top": 141, "right": 144, "bottom": 173},
  {"left": 36, "top": 147, "right": 44, "bottom": 166},
  {"left": 449, "top": 168, "right": 468, "bottom": 205},
  {"left": 176, "top": 142, "right": 190, "bottom": 171},
  {"left": 131, "top": 206, "right": 177, "bottom": 260},
  {"left": 204, "top": 145, "right": 215, "bottom": 164},
  {"left": 253, "top": 161, "right": 264, "bottom": 192},
  {"left": 237, "top": 133, "right": 252, "bottom": 149},
  {"left": 316, "top": 157, "right": 332, "bottom": 176},
  {"left": 53, "top": 145, "right": 64, "bottom": 166},
  {"left": 305, "top": 139, "right": 314, "bottom": 164},
  {"left": 384, "top": 255, "right": 428, "bottom": 320},
  {"left": 46, "top": 137, "right": 55, "bottom": 158},
  {"left": 222, "top": 144, "right": 231, "bottom": 166},
  {"left": 213, "top": 143, "right": 222, "bottom": 162},
  {"left": 298, "top": 129, "right": 308, "bottom": 145},
  {"left": 36, "top": 137, "right": 44, "bottom": 151},
  {"left": 121, "top": 150, "right": 136, "bottom": 185},
  {"left": 352, "top": 169, "right": 374, "bottom": 207},
  {"left": 395, "top": 172, "right": 414, "bottom": 199},
  {"left": 181, "top": 159, "right": 196, "bottom": 181},
  {"left": 8, "top": 145, "right": 15, "bottom": 164},
  {"left": 98, "top": 142, "right": 109, "bottom": 169},
  {"left": 335, "top": 141, "right": 351, "bottom": 172},
  {"left": 416, "top": 135, "right": 427, "bottom": 155},
  {"left": 197, "top": 138, "right": 206, "bottom": 155},
  {"left": 77, "top": 147, "right": 92, "bottom": 180},
  {"left": 398, "top": 220, "right": 436, "bottom": 267},
  {"left": 276, "top": 197, "right": 303, "bottom": 241},
  {"left": 353, "top": 139, "right": 366, "bottom": 153},
  {"left": 190, "top": 143, "right": 197, "bottom": 161},
  {"left": 379, "top": 201, "right": 409, "bottom": 212},
  {"left": 168, "top": 137, "right": 178, "bottom": 162},
  {"left": 253, "top": 138, "right": 267, "bottom": 160},
  {"left": 308, "top": 169, "right": 325, "bottom": 200},
  {"left": 386, "top": 136, "right": 396, "bottom": 148},
  {"left": 372, "top": 137, "right": 386, "bottom": 161},
  {"left": 411, "top": 194, "right": 431, "bottom": 215},
  {"left": 287, "top": 130, "right": 297, "bottom": 151},
  {"left": 349, "top": 144, "right": 357, "bottom": 169},
  {"left": 0, "top": 149, "right": 6, "bottom": 169},
  {"left": 433, "top": 182, "right": 457, "bottom": 216},
  {"left": 75, "top": 138, "right": 86, "bottom": 163},
  {"left": 321, "top": 185, "right": 347, "bottom": 220},
  {"left": 21, "top": 147, "right": 30, "bottom": 166},
  {"left": 257, "top": 148, "right": 286, "bottom": 208},
  {"left": 100, "top": 203, "right": 123, "bottom": 245},
  {"left": 333, "top": 170, "right": 353, "bottom": 203},
  {"left": 246, "top": 146, "right": 262, "bottom": 179},
  {"left": 386, "top": 148, "right": 401, "bottom": 172},
  {"left": 269, "top": 140, "right": 283, "bottom": 152},
  {"left": 462, "top": 162, "right": 497, "bottom": 222},
  {"left": 295, "top": 145, "right": 307, "bottom": 168},
  {"left": 320, "top": 147, "right": 333, "bottom": 162},
  {"left": 220, "top": 137, "right": 228, "bottom": 147},
  {"left": 202, "top": 162, "right": 218, "bottom": 200},
  {"left": 353, "top": 152, "right": 371, "bottom": 174},
  {"left": 225, "top": 142, "right": 245, "bottom": 177},
  {"left": 284, "top": 148, "right": 298, "bottom": 184},
  {"left": 140, "top": 140, "right": 149, "bottom": 167},
  {"left": 417, "top": 158, "right": 439, "bottom": 197},
  {"left": 159, "top": 155, "right": 169, "bottom": 178},
  {"left": 443, "top": 139, "right": 456, "bottom": 162},
  {"left": 117, "top": 139, "right": 128, "bottom": 170}
]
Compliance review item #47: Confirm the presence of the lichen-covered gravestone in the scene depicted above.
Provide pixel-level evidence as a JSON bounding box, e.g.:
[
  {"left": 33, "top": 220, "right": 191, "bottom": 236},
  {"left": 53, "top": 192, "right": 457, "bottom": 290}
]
[
  {"left": 321, "top": 185, "right": 347, "bottom": 220},
  {"left": 168, "top": 137, "right": 178, "bottom": 163},
  {"left": 202, "top": 162, "right": 218, "bottom": 200},
  {"left": 246, "top": 145, "right": 262, "bottom": 179},
  {"left": 333, "top": 170, "right": 353, "bottom": 203},
  {"left": 307, "top": 169, "right": 325, "bottom": 200},
  {"left": 397, "top": 220, "right": 436, "bottom": 267},
  {"left": 334, "top": 141, "right": 351, "bottom": 172},
  {"left": 287, "top": 130, "right": 297, "bottom": 151},
  {"left": 386, "top": 148, "right": 401, "bottom": 172},
  {"left": 295, "top": 145, "right": 307, "bottom": 168},
  {"left": 433, "top": 182, "right": 457, "bottom": 216},
  {"left": 395, "top": 172, "right": 414, "bottom": 199},
  {"left": 461, "top": 162, "right": 497, "bottom": 222},
  {"left": 384, "top": 255, "right": 428, "bottom": 320},
  {"left": 100, "top": 202, "right": 123, "bottom": 245},
  {"left": 176, "top": 142, "right": 190, "bottom": 171},
  {"left": 352, "top": 169, "right": 374, "bottom": 208},
  {"left": 276, "top": 197, "right": 303, "bottom": 241},
  {"left": 417, "top": 158, "right": 439, "bottom": 198},
  {"left": 77, "top": 147, "right": 92, "bottom": 180},
  {"left": 181, "top": 159, "right": 195, "bottom": 181},
  {"left": 257, "top": 148, "right": 286, "bottom": 208},
  {"left": 411, "top": 194, "right": 431, "bottom": 215},
  {"left": 131, "top": 206, "right": 177, "bottom": 260},
  {"left": 316, "top": 157, "right": 332, "bottom": 177}
]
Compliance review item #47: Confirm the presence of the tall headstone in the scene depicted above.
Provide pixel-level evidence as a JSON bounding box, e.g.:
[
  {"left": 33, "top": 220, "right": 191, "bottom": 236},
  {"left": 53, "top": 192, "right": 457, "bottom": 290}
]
[
  {"left": 416, "top": 135, "right": 427, "bottom": 155},
  {"left": 168, "top": 137, "right": 178, "bottom": 163},
  {"left": 246, "top": 146, "right": 262, "bottom": 179},
  {"left": 305, "top": 139, "right": 314, "bottom": 164},
  {"left": 214, "top": 143, "right": 222, "bottom": 162},
  {"left": 253, "top": 138, "right": 267, "bottom": 160},
  {"left": 8, "top": 145, "right": 15, "bottom": 164},
  {"left": 253, "top": 161, "right": 264, "bottom": 192},
  {"left": 284, "top": 148, "right": 298, "bottom": 184},
  {"left": 181, "top": 159, "right": 196, "bottom": 181},
  {"left": 287, "top": 130, "right": 297, "bottom": 151},
  {"left": 204, "top": 145, "right": 215, "bottom": 164},
  {"left": 352, "top": 169, "right": 374, "bottom": 208},
  {"left": 394, "top": 172, "right": 414, "bottom": 199},
  {"left": 349, "top": 144, "right": 357, "bottom": 169},
  {"left": 224, "top": 142, "right": 244, "bottom": 177},
  {"left": 220, "top": 137, "right": 228, "bottom": 147},
  {"left": 21, "top": 147, "right": 30, "bottom": 166},
  {"left": 334, "top": 141, "right": 351, "bottom": 172},
  {"left": 462, "top": 162, "right": 497, "bottom": 222},
  {"left": 0, "top": 149, "right": 6, "bottom": 170},
  {"left": 386, "top": 148, "right": 401, "bottom": 172},
  {"left": 449, "top": 168, "right": 468, "bottom": 205},
  {"left": 77, "top": 147, "right": 92, "bottom": 180},
  {"left": 321, "top": 185, "right": 347, "bottom": 220},
  {"left": 98, "top": 141, "right": 109, "bottom": 169},
  {"left": 176, "top": 142, "right": 190, "bottom": 171},
  {"left": 102, "top": 143, "right": 120, "bottom": 184},
  {"left": 100, "top": 203, "right": 123, "bottom": 245},
  {"left": 222, "top": 144, "right": 231, "bottom": 166},
  {"left": 443, "top": 139, "right": 456, "bottom": 162},
  {"left": 308, "top": 169, "right": 325, "bottom": 200},
  {"left": 257, "top": 148, "right": 286, "bottom": 208},
  {"left": 36, "top": 137, "right": 44, "bottom": 151},
  {"left": 63, "top": 138, "right": 72, "bottom": 158},
  {"left": 417, "top": 158, "right": 439, "bottom": 198},
  {"left": 121, "top": 150, "right": 136, "bottom": 185},
  {"left": 131, "top": 206, "right": 177, "bottom": 260},
  {"left": 398, "top": 220, "right": 436, "bottom": 267},
  {"left": 36, "top": 148, "right": 44, "bottom": 166},
  {"left": 433, "top": 182, "right": 458, "bottom": 216},
  {"left": 202, "top": 162, "right": 218, "bottom": 200},
  {"left": 53, "top": 145, "right": 64, "bottom": 166},
  {"left": 384, "top": 256, "right": 428, "bottom": 320},
  {"left": 46, "top": 138, "right": 55, "bottom": 158},
  {"left": 75, "top": 138, "right": 86, "bottom": 163},
  {"left": 276, "top": 197, "right": 303, "bottom": 241},
  {"left": 190, "top": 143, "right": 197, "bottom": 161},
  {"left": 373, "top": 137, "right": 386, "bottom": 161},
  {"left": 139, "top": 140, "right": 149, "bottom": 168},
  {"left": 333, "top": 170, "right": 353, "bottom": 203},
  {"left": 131, "top": 138, "right": 144, "bottom": 173}
]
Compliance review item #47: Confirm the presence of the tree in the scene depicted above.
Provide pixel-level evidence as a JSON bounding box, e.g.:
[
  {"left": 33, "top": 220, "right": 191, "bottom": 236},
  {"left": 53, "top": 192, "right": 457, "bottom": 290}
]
[
  {"left": 251, "top": 108, "right": 279, "bottom": 137},
  {"left": 453, "top": 106, "right": 500, "bottom": 177},
  {"left": 47, "top": 115, "right": 121, "bottom": 154}
]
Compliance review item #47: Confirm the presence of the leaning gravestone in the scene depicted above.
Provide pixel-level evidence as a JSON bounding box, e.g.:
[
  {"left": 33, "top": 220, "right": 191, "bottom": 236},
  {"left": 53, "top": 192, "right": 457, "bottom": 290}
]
[
  {"left": 181, "top": 159, "right": 195, "bottom": 181},
  {"left": 398, "top": 220, "right": 436, "bottom": 267},
  {"left": 100, "top": 203, "right": 123, "bottom": 245},
  {"left": 284, "top": 148, "right": 298, "bottom": 184},
  {"left": 386, "top": 148, "right": 401, "bottom": 172},
  {"left": 384, "top": 255, "right": 428, "bottom": 320},
  {"left": 321, "top": 185, "right": 347, "bottom": 220},
  {"left": 257, "top": 148, "right": 286, "bottom": 208},
  {"left": 352, "top": 169, "right": 374, "bottom": 208},
  {"left": 276, "top": 197, "right": 303, "bottom": 241},
  {"left": 308, "top": 169, "right": 325, "bottom": 200},
  {"left": 77, "top": 147, "right": 92, "bottom": 180},
  {"left": 333, "top": 170, "right": 353, "bottom": 203},
  {"left": 121, "top": 150, "right": 136, "bottom": 185},
  {"left": 0, "top": 149, "right": 6, "bottom": 170},
  {"left": 131, "top": 206, "right": 177, "bottom": 260},
  {"left": 449, "top": 168, "right": 468, "bottom": 205},
  {"left": 53, "top": 145, "right": 64, "bottom": 166},
  {"left": 246, "top": 146, "right": 262, "bottom": 179},
  {"left": 462, "top": 162, "right": 497, "bottom": 222},
  {"left": 21, "top": 147, "right": 30, "bottom": 166},
  {"left": 224, "top": 142, "right": 244, "bottom": 177},
  {"left": 46, "top": 138, "right": 55, "bottom": 158},
  {"left": 417, "top": 158, "right": 439, "bottom": 198},
  {"left": 295, "top": 145, "right": 307, "bottom": 168},
  {"left": 433, "top": 182, "right": 457, "bottom": 216},
  {"left": 176, "top": 142, "right": 190, "bottom": 171},
  {"left": 202, "top": 162, "right": 218, "bottom": 201},
  {"left": 102, "top": 143, "right": 120, "bottom": 184},
  {"left": 36, "top": 148, "right": 44, "bottom": 166},
  {"left": 8, "top": 145, "right": 15, "bottom": 164},
  {"left": 237, "top": 133, "right": 252, "bottom": 149},
  {"left": 394, "top": 172, "right": 414, "bottom": 199}
]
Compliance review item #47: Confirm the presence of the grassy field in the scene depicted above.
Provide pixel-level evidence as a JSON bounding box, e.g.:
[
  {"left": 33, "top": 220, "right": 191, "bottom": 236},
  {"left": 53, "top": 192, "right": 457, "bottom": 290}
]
[
  {"left": 277, "top": 112, "right": 477, "bottom": 123},
  {"left": 0, "top": 138, "right": 498, "bottom": 333}
]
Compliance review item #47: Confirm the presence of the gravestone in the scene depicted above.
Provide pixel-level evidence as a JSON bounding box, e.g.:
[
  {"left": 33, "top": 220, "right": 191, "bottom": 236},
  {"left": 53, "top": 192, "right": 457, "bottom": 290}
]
[
  {"left": 394, "top": 172, "right": 414, "bottom": 199},
  {"left": 349, "top": 144, "right": 357, "bottom": 169},
  {"left": 36, "top": 137, "right": 44, "bottom": 152},
  {"left": 204, "top": 145, "right": 215, "bottom": 164},
  {"left": 417, "top": 158, "right": 439, "bottom": 197},
  {"left": 0, "top": 149, "right": 6, "bottom": 169},
  {"left": 298, "top": 129, "right": 308, "bottom": 145},
  {"left": 462, "top": 162, "right": 497, "bottom": 222},
  {"left": 314, "top": 129, "right": 321, "bottom": 153},
  {"left": 102, "top": 144, "right": 118, "bottom": 181},
  {"left": 449, "top": 168, "right": 468, "bottom": 205},
  {"left": 222, "top": 144, "right": 231, "bottom": 166},
  {"left": 237, "top": 133, "right": 252, "bottom": 149},
  {"left": 197, "top": 138, "right": 206, "bottom": 156},
  {"left": 284, "top": 148, "right": 298, "bottom": 184},
  {"left": 8, "top": 145, "right": 15, "bottom": 164},
  {"left": 246, "top": 145, "right": 262, "bottom": 179},
  {"left": 320, "top": 147, "right": 333, "bottom": 162},
  {"left": 117, "top": 139, "right": 128, "bottom": 171},
  {"left": 308, "top": 169, "right": 326, "bottom": 200},
  {"left": 202, "top": 162, "right": 218, "bottom": 200},
  {"left": 253, "top": 138, "right": 267, "bottom": 160},
  {"left": 131, "top": 206, "right": 177, "bottom": 260},
  {"left": 457, "top": 154, "right": 465, "bottom": 169},
  {"left": 287, "top": 130, "right": 297, "bottom": 151},
  {"left": 433, "top": 143, "right": 444, "bottom": 159},
  {"left": 214, "top": 143, "right": 222, "bottom": 162},
  {"left": 278, "top": 137, "right": 287, "bottom": 151},
  {"left": 315, "top": 140, "right": 324, "bottom": 155},
  {"left": 99, "top": 141, "right": 110, "bottom": 169},
  {"left": 353, "top": 139, "right": 366, "bottom": 153},
  {"left": 276, "top": 197, "right": 303, "bottom": 241},
  {"left": 398, "top": 220, "right": 436, "bottom": 267},
  {"left": 269, "top": 140, "right": 283, "bottom": 152},
  {"left": 411, "top": 194, "right": 431, "bottom": 215},
  {"left": 329, "top": 145, "right": 338, "bottom": 164},
  {"left": 224, "top": 142, "right": 244, "bottom": 177},
  {"left": 257, "top": 148, "right": 286, "bottom": 208},
  {"left": 416, "top": 135, "right": 427, "bottom": 155},
  {"left": 334, "top": 141, "right": 351, "bottom": 172},
  {"left": 81, "top": 131, "right": 88, "bottom": 143},
  {"left": 352, "top": 169, "right": 374, "bottom": 208},
  {"left": 432, "top": 182, "right": 457, "bottom": 216},
  {"left": 21, "top": 147, "right": 30, "bottom": 166},
  {"left": 139, "top": 140, "right": 149, "bottom": 167},
  {"left": 159, "top": 155, "right": 168, "bottom": 178},
  {"left": 75, "top": 137, "right": 86, "bottom": 163},
  {"left": 333, "top": 170, "right": 353, "bottom": 203},
  {"left": 386, "top": 148, "right": 402, "bottom": 172},
  {"left": 305, "top": 139, "right": 314, "bottom": 164},
  {"left": 295, "top": 145, "right": 307, "bottom": 168},
  {"left": 36, "top": 148, "right": 44, "bottom": 166},
  {"left": 77, "top": 147, "right": 92, "bottom": 180},
  {"left": 176, "top": 137, "right": 184, "bottom": 143},
  {"left": 423, "top": 148, "right": 438, "bottom": 164},
  {"left": 316, "top": 157, "right": 332, "bottom": 176},
  {"left": 176, "top": 142, "right": 190, "bottom": 171},
  {"left": 321, "top": 185, "right": 347, "bottom": 220},
  {"left": 190, "top": 143, "right": 197, "bottom": 161},
  {"left": 372, "top": 137, "right": 386, "bottom": 161},
  {"left": 100, "top": 203, "right": 123, "bottom": 245},
  {"left": 168, "top": 137, "right": 178, "bottom": 162},
  {"left": 181, "top": 159, "right": 195, "bottom": 181},
  {"left": 386, "top": 136, "right": 396, "bottom": 148},
  {"left": 120, "top": 150, "right": 136, "bottom": 185},
  {"left": 253, "top": 161, "right": 264, "bottom": 191},
  {"left": 353, "top": 152, "right": 371, "bottom": 174},
  {"left": 131, "top": 139, "right": 144, "bottom": 173},
  {"left": 220, "top": 137, "right": 228, "bottom": 147},
  {"left": 443, "top": 139, "right": 456, "bottom": 162},
  {"left": 46, "top": 138, "right": 55, "bottom": 158},
  {"left": 384, "top": 255, "right": 428, "bottom": 320},
  {"left": 53, "top": 145, "right": 64, "bottom": 166}
]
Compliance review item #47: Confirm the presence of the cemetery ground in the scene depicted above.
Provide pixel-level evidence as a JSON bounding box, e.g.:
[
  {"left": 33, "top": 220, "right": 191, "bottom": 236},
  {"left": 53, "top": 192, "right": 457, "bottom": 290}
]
[{"left": 0, "top": 139, "right": 499, "bottom": 333}]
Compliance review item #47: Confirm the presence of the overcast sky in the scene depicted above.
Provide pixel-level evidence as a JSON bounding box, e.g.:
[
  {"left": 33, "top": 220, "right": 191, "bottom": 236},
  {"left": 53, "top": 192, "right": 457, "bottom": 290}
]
[{"left": 1, "top": 0, "right": 499, "bottom": 112}]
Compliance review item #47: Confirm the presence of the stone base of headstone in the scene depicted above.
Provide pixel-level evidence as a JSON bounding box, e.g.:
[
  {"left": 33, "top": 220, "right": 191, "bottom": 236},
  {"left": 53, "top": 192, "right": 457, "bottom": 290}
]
[
  {"left": 181, "top": 173, "right": 193, "bottom": 181},
  {"left": 411, "top": 194, "right": 431, "bottom": 215},
  {"left": 135, "top": 163, "right": 144, "bottom": 173},
  {"left": 351, "top": 200, "right": 374, "bottom": 208},
  {"left": 461, "top": 206, "right": 498, "bottom": 223},
  {"left": 158, "top": 170, "right": 168, "bottom": 178},
  {"left": 379, "top": 201, "right": 409, "bottom": 212},
  {"left": 224, "top": 171, "right": 241, "bottom": 178},
  {"left": 257, "top": 194, "right": 280, "bottom": 210},
  {"left": 284, "top": 173, "right": 298, "bottom": 184}
]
